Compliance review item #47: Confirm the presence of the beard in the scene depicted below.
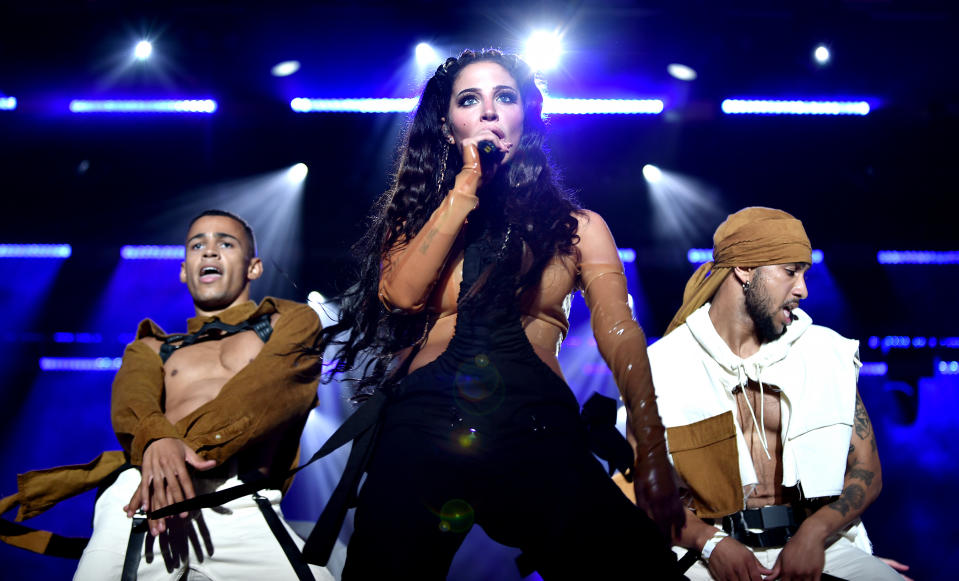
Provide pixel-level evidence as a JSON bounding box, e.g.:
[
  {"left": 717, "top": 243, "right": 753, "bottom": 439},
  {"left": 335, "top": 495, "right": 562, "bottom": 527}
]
[{"left": 745, "top": 274, "right": 787, "bottom": 343}]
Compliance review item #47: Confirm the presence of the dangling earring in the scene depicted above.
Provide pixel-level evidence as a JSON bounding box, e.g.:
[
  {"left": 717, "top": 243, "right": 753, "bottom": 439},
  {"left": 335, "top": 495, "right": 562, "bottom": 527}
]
[
  {"left": 437, "top": 141, "right": 448, "bottom": 194},
  {"left": 742, "top": 280, "right": 751, "bottom": 293}
]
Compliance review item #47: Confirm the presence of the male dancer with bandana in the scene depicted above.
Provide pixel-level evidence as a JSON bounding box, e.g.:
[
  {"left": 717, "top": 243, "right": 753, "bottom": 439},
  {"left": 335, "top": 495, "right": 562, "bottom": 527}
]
[{"left": 638, "top": 207, "right": 901, "bottom": 580}]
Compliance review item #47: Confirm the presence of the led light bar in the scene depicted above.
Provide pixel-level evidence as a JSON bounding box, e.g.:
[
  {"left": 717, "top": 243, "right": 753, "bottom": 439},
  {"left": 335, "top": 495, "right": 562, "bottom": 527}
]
[
  {"left": 290, "top": 97, "right": 664, "bottom": 115},
  {"left": 877, "top": 250, "right": 959, "bottom": 265},
  {"left": 859, "top": 362, "right": 888, "bottom": 377},
  {"left": 542, "top": 98, "right": 663, "bottom": 115},
  {"left": 867, "top": 335, "right": 959, "bottom": 353},
  {"left": 290, "top": 98, "right": 419, "bottom": 113},
  {"left": 120, "top": 245, "right": 185, "bottom": 260},
  {"left": 937, "top": 360, "right": 959, "bottom": 375},
  {"left": 687, "top": 248, "right": 823, "bottom": 264},
  {"left": 39, "top": 357, "right": 123, "bottom": 371},
  {"left": 69, "top": 99, "right": 217, "bottom": 114},
  {"left": 0, "top": 244, "right": 72, "bottom": 258},
  {"left": 0, "top": 96, "right": 16, "bottom": 111},
  {"left": 721, "top": 99, "right": 871, "bottom": 116}
]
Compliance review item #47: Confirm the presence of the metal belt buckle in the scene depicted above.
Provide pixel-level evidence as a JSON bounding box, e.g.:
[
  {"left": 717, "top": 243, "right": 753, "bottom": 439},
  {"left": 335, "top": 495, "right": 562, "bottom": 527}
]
[{"left": 759, "top": 504, "right": 793, "bottom": 529}]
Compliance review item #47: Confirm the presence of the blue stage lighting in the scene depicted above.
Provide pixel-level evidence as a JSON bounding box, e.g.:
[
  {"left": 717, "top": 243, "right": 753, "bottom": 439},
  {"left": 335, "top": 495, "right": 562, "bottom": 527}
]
[
  {"left": 271, "top": 60, "right": 301, "bottom": 77},
  {"left": 542, "top": 98, "right": 663, "bottom": 115},
  {"left": 134, "top": 40, "right": 153, "bottom": 61},
  {"left": 415, "top": 43, "right": 439, "bottom": 67},
  {"left": 667, "top": 63, "right": 697, "bottom": 81},
  {"left": 0, "top": 244, "right": 72, "bottom": 258},
  {"left": 618, "top": 248, "right": 636, "bottom": 264},
  {"left": 39, "top": 357, "right": 123, "bottom": 371},
  {"left": 290, "top": 97, "right": 419, "bottom": 113},
  {"left": 524, "top": 30, "right": 563, "bottom": 72},
  {"left": 859, "top": 362, "right": 887, "bottom": 377},
  {"left": 120, "top": 245, "right": 185, "bottom": 260},
  {"left": 813, "top": 45, "right": 831, "bottom": 65},
  {"left": 877, "top": 250, "right": 959, "bottom": 264},
  {"left": 69, "top": 99, "right": 217, "bottom": 113},
  {"left": 687, "top": 248, "right": 824, "bottom": 264},
  {"left": 938, "top": 360, "right": 959, "bottom": 375},
  {"left": 642, "top": 164, "right": 663, "bottom": 183},
  {"left": 0, "top": 96, "right": 16, "bottom": 111},
  {"left": 721, "top": 99, "right": 870, "bottom": 116},
  {"left": 288, "top": 163, "right": 309, "bottom": 182}
]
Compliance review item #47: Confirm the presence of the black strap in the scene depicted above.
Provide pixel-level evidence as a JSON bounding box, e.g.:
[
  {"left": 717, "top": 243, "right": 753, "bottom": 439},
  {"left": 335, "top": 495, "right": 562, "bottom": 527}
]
[
  {"left": 120, "top": 511, "right": 148, "bottom": 581},
  {"left": 676, "top": 548, "right": 700, "bottom": 573},
  {"left": 150, "top": 388, "right": 389, "bottom": 521},
  {"left": 159, "top": 313, "right": 273, "bottom": 363},
  {"left": 581, "top": 392, "right": 634, "bottom": 479},
  {"left": 252, "top": 492, "right": 315, "bottom": 581}
]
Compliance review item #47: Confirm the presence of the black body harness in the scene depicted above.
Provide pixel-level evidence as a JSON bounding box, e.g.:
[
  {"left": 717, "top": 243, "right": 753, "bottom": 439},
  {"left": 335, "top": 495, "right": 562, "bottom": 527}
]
[{"left": 122, "top": 313, "right": 316, "bottom": 581}]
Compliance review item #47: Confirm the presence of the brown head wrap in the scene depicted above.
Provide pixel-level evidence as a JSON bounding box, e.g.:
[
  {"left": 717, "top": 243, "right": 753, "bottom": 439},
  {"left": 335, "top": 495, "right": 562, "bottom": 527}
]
[{"left": 664, "top": 207, "right": 812, "bottom": 334}]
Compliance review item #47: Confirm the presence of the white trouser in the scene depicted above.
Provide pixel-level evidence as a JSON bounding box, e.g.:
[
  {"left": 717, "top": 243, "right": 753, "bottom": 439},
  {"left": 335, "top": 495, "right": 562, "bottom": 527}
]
[
  {"left": 74, "top": 468, "right": 333, "bottom": 581},
  {"left": 679, "top": 535, "right": 902, "bottom": 581}
]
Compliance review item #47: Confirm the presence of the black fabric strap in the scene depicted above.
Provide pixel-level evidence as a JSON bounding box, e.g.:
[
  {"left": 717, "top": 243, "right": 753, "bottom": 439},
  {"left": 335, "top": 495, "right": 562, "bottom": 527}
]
[
  {"left": 149, "top": 388, "right": 389, "bottom": 531},
  {"left": 676, "top": 548, "right": 700, "bottom": 573},
  {"left": 159, "top": 313, "right": 273, "bottom": 363},
  {"left": 120, "top": 512, "right": 147, "bottom": 581},
  {"left": 252, "top": 492, "right": 315, "bottom": 581},
  {"left": 581, "top": 392, "right": 634, "bottom": 479}
]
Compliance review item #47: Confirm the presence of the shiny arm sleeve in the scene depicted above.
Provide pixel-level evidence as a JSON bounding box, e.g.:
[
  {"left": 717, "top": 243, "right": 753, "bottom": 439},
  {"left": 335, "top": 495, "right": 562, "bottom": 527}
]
[
  {"left": 110, "top": 340, "right": 179, "bottom": 465},
  {"left": 577, "top": 210, "right": 684, "bottom": 537},
  {"left": 174, "top": 301, "right": 322, "bottom": 466},
  {"left": 378, "top": 146, "right": 480, "bottom": 313}
]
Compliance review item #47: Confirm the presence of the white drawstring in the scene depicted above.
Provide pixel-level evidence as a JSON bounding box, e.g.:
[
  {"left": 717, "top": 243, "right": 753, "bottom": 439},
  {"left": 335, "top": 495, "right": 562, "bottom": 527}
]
[{"left": 737, "top": 363, "right": 772, "bottom": 460}]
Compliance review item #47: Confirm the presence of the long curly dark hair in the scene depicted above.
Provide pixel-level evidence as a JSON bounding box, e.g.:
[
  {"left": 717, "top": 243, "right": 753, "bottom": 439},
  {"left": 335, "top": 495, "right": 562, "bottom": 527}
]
[{"left": 314, "top": 49, "right": 582, "bottom": 398}]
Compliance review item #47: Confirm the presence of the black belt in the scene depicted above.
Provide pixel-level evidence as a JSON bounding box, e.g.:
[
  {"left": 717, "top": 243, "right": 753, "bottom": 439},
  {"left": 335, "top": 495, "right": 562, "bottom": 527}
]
[{"left": 721, "top": 504, "right": 802, "bottom": 548}]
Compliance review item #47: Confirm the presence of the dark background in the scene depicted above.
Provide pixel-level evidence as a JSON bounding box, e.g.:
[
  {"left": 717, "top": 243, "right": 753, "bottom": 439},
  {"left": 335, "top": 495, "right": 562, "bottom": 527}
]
[{"left": 1, "top": 1, "right": 955, "bottom": 579}]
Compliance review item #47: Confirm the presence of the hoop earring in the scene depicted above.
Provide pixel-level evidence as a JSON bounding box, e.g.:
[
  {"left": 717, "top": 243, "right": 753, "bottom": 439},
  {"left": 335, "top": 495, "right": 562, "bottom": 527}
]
[{"left": 437, "top": 141, "right": 448, "bottom": 194}]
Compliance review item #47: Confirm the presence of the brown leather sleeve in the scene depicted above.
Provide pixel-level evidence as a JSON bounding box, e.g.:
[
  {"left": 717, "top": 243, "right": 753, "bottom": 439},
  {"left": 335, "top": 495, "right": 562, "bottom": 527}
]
[
  {"left": 110, "top": 340, "right": 179, "bottom": 465},
  {"left": 378, "top": 146, "right": 480, "bottom": 313}
]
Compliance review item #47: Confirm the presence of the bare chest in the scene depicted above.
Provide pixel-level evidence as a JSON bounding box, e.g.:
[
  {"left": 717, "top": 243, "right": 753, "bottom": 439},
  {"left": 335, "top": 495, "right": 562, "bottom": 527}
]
[{"left": 164, "top": 330, "right": 264, "bottom": 393}]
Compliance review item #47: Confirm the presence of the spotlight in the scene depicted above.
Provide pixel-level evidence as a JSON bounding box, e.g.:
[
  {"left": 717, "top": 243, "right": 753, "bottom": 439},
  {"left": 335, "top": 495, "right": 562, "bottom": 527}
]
[
  {"left": 307, "top": 291, "right": 325, "bottom": 304},
  {"left": 523, "top": 30, "right": 563, "bottom": 72},
  {"left": 134, "top": 40, "right": 153, "bottom": 61},
  {"left": 415, "top": 42, "right": 439, "bottom": 67},
  {"left": 271, "top": 60, "right": 301, "bottom": 77},
  {"left": 642, "top": 164, "right": 662, "bottom": 183},
  {"left": 813, "top": 44, "right": 830, "bottom": 65},
  {"left": 667, "top": 63, "right": 697, "bottom": 81},
  {"left": 288, "top": 163, "right": 309, "bottom": 182}
]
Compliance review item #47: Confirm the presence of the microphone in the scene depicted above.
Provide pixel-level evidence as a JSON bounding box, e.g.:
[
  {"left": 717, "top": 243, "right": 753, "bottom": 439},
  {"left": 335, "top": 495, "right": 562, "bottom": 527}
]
[{"left": 477, "top": 140, "right": 505, "bottom": 168}]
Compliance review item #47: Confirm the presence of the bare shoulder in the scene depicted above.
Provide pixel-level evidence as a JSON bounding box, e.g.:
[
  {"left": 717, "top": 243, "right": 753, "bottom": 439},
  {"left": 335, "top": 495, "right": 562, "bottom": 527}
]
[{"left": 572, "top": 209, "right": 607, "bottom": 234}]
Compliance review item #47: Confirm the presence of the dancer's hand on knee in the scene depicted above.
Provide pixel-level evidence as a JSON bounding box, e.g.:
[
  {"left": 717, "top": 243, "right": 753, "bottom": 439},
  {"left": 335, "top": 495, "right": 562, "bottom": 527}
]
[
  {"left": 124, "top": 438, "right": 215, "bottom": 536},
  {"left": 771, "top": 523, "right": 826, "bottom": 581},
  {"left": 706, "top": 536, "right": 772, "bottom": 581}
]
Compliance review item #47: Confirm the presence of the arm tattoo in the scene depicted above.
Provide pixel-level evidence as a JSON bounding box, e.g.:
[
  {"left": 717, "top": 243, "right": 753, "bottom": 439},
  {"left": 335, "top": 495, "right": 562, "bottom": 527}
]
[
  {"left": 828, "top": 484, "right": 867, "bottom": 517},
  {"left": 848, "top": 467, "right": 875, "bottom": 486},
  {"left": 854, "top": 392, "right": 873, "bottom": 442},
  {"left": 419, "top": 228, "right": 439, "bottom": 254}
]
